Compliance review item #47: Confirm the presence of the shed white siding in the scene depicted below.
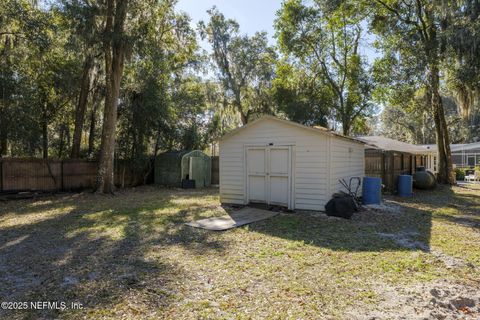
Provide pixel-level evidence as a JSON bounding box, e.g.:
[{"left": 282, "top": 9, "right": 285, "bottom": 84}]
[
  {"left": 219, "top": 117, "right": 365, "bottom": 211},
  {"left": 329, "top": 138, "right": 365, "bottom": 197}
]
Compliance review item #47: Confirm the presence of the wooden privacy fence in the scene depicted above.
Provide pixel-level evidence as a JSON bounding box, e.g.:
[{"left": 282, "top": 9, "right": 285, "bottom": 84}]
[
  {"left": 0, "top": 158, "right": 145, "bottom": 192},
  {"left": 364, "top": 150, "right": 426, "bottom": 193},
  {"left": 211, "top": 156, "right": 219, "bottom": 185}
]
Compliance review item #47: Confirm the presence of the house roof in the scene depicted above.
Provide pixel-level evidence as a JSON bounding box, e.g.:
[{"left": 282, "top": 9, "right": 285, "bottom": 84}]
[
  {"left": 419, "top": 141, "right": 480, "bottom": 153},
  {"left": 219, "top": 115, "right": 365, "bottom": 145},
  {"left": 357, "top": 136, "right": 436, "bottom": 154},
  {"left": 451, "top": 142, "right": 480, "bottom": 152}
]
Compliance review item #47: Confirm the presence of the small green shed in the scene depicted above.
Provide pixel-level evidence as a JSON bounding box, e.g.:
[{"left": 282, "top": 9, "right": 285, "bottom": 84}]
[{"left": 154, "top": 150, "right": 211, "bottom": 188}]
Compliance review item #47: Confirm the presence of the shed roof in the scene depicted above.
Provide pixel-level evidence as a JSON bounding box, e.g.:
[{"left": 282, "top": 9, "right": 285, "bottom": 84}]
[
  {"left": 357, "top": 136, "right": 436, "bottom": 154},
  {"left": 157, "top": 150, "right": 190, "bottom": 158},
  {"left": 220, "top": 115, "right": 365, "bottom": 145},
  {"left": 157, "top": 150, "right": 210, "bottom": 158}
]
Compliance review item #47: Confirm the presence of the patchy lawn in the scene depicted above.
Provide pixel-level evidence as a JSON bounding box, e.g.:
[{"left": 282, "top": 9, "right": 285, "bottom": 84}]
[{"left": 0, "top": 185, "right": 479, "bottom": 319}]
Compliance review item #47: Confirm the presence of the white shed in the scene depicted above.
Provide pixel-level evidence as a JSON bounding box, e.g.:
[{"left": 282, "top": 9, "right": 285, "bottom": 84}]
[{"left": 219, "top": 116, "right": 365, "bottom": 211}]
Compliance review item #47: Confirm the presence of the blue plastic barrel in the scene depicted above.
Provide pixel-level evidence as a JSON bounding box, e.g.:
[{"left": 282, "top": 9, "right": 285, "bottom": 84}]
[
  {"left": 362, "top": 177, "right": 382, "bottom": 205},
  {"left": 398, "top": 175, "right": 413, "bottom": 197}
]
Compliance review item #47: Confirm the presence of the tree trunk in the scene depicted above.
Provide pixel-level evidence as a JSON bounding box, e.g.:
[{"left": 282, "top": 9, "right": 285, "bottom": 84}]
[
  {"left": 234, "top": 91, "right": 248, "bottom": 125},
  {"left": 422, "top": 8, "right": 455, "bottom": 185},
  {"left": 239, "top": 110, "right": 248, "bottom": 125},
  {"left": 58, "top": 125, "right": 65, "bottom": 158},
  {"left": 96, "top": 0, "right": 128, "bottom": 193},
  {"left": 0, "top": 96, "right": 7, "bottom": 156},
  {"left": 58, "top": 124, "right": 71, "bottom": 158},
  {"left": 429, "top": 63, "right": 455, "bottom": 184},
  {"left": 437, "top": 103, "right": 455, "bottom": 183},
  {"left": 42, "top": 102, "right": 48, "bottom": 159},
  {"left": 1, "top": 37, "right": 10, "bottom": 157},
  {"left": 71, "top": 55, "right": 95, "bottom": 158},
  {"left": 0, "top": 136, "right": 6, "bottom": 156},
  {"left": 88, "top": 92, "right": 100, "bottom": 156},
  {"left": 0, "top": 111, "right": 7, "bottom": 156},
  {"left": 342, "top": 112, "right": 350, "bottom": 136}
]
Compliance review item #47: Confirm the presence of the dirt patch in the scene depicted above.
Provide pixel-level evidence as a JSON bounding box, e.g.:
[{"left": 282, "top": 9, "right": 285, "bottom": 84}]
[
  {"left": 363, "top": 200, "right": 403, "bottom": 215},
  {"left": 377, "top": 229, "right": 428, "bottom": 251},
  {"left": 431, "top": 250, "right": 475, "bottom": 270},
  {"left": 346, "top": 280, "right": 480, "bottom": 319},
  {"left": 375, "top": 229, "right": 476, "bottom": 270}
]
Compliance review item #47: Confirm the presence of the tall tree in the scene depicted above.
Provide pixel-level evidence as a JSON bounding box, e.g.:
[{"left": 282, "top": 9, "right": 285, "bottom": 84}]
[
  {"left": 200, "top": 7, "right": 277, "bottom": 125},
  {"left": 371, "top": 0, "right": 455, "bottom": 184},
  {"left": 1, "top": 0, "right": 80, "bottom": 158},
  {"left": 275, "top": 0, "right": 374, "bottom": 136},
  {"left": 273, "top": 61, "right": 330, "bottom": 126},
  {"left": 1, "top": 0, "right": 52, "bottom": 157},
  {"left": 95, "top": 0, "right": 129, "bottom": 193},
  {"left": 87, "top": 80, "right": 103, "bottom": 157},
  {"left": 442, "top": 1, "right": 480, "bottom": 142},
  {"left": 1, "top": 0, "right": 215, "bottom": 164},
  {"left": 373, "top": 53, "right": 465, "bottom": 145},
  {"left": 71, "top": 56, "right": 97, "bottom": 158}
]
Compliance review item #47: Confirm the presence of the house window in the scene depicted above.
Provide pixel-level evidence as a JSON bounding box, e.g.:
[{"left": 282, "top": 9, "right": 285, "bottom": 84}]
[
  {"left": 468, "top": 155, "right": 475, "bottom": 167},
  {"left": 433, "top": 156, "right": 437, "bottom": 172}
]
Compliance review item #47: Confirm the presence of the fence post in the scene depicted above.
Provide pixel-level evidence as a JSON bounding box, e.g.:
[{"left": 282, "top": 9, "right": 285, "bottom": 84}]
[
  {"left": 380, "top": 152, "right": 385, "bottom": 187},
  {"left": 390, "top": 152, "right": 395, "bottom": 193},
  {"left": 411, "top": 155, "right": 414, "bottom": 174}
]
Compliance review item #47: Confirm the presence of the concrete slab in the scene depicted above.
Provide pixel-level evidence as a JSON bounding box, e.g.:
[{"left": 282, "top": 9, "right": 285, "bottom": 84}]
[{"left": 185, "top": 207, "right": 279, "bottom": 231}]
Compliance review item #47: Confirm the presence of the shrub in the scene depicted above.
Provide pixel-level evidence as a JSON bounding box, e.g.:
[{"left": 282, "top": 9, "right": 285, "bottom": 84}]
[{"left": 455, "top": 168, "right": 465, "bottom": 181}]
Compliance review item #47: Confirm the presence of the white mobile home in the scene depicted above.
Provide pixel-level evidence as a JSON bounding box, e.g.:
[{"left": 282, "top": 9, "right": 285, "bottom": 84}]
[
  {"left": 421, "top": 142, "right": 480, "bottom": 169},
  {"left": 219, "top": 116, "right": 365, "bottom": 211}
]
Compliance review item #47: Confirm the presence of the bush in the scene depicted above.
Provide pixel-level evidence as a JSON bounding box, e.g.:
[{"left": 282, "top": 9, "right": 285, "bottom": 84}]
[{"left": 455, "top": 168, "right": 465, "bottom": 181}]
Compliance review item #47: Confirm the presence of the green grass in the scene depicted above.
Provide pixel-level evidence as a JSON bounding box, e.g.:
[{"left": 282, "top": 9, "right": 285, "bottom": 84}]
[{"left": 0, "top": 185, "right": 479, "bottom": 319}]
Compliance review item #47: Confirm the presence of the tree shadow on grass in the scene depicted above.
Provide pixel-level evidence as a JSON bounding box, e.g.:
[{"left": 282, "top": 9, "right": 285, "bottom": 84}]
[
  {"left": 0, "top": 188, "right": 228, "bottom": 319},
  {"left": 398, "top": 185, "right": 480, "bottom": 231},
  {"left": 246, "top": 202, "right": 433, "bottom": 253},
  {"left": 414, "top": 187, "right": 480, "bottom": 229},
  {"left": 247, "top": 185, "right": 479, "bottom": 253}
]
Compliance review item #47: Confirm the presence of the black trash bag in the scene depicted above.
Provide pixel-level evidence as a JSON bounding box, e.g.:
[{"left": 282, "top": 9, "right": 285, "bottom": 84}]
[
  {"left": 181, "top": 179, "right": 195, "bottom": 189},
  {"left": 325, "top": 195, "right": 356, "bottom": 219}
]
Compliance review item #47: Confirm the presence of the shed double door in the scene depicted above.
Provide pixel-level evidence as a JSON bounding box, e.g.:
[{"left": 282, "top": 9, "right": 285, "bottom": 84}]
[
  {"left": 189, "top": 156, "right": 205, "bottom": 188},
  {"left": 246, "top": 146, "right": 292, "bottom": 208}
]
